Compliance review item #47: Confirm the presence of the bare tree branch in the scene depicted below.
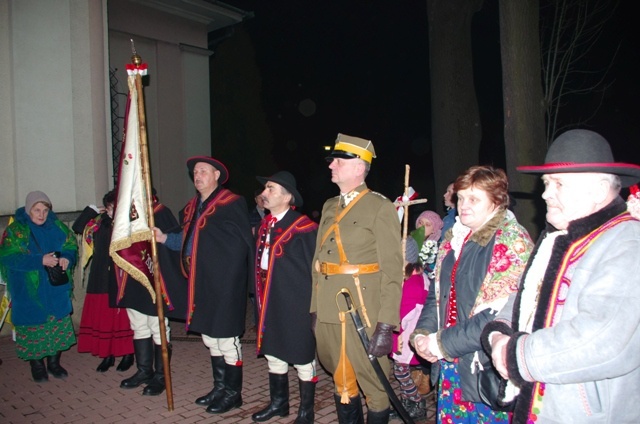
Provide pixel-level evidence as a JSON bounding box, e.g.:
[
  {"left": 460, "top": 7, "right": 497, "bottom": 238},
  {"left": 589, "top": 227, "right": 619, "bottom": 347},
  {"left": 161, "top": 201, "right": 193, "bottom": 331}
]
[{"left": 541, "top": 0, "right": 620, "bottom": 144}]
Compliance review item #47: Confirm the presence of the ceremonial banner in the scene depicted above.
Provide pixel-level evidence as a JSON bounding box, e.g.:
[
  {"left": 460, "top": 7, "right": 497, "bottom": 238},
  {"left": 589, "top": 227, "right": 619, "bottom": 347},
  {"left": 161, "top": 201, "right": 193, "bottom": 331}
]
[{"left": 109, "top": 70, "right": 155, "bottom": 303}]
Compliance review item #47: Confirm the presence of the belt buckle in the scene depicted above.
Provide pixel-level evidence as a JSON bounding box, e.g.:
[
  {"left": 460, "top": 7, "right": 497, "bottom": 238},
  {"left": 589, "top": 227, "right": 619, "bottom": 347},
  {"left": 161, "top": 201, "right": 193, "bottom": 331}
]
[{"left": 320, "top": 262, "right": 328, "bottom": 275}]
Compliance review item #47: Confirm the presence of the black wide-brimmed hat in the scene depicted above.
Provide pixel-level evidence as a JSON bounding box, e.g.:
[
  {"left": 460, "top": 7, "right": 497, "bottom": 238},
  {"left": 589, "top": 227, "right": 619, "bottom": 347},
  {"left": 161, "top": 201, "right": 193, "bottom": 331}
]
[
  {"left": 186, "top": 156, "right": 229, "bottom": 185},
  {"left": 517, "top": 129, "right": 640, "bottom": 187},
  {"left": 256, "top": 171, "right": 303, "bottom": 207}
]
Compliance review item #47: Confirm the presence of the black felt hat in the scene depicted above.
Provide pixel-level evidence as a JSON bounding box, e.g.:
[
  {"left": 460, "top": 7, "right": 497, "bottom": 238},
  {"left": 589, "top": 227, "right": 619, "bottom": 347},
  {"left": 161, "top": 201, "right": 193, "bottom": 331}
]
[
  {"left": 186, "top": 156, "right": 229, "bottom": 185},
  {"left": 517, "top": 129, "right": 640, "bottom": 187},
  {"left": 256, "top": 171, "right": 303, "bottom": 207}
]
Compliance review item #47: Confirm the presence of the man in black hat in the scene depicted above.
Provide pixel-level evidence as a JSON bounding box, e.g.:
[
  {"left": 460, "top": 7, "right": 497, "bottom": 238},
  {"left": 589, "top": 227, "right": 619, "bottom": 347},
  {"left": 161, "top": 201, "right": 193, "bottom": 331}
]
[
  {"left": 154, "top": 156, "right": 254, "bottom": 415},
  {"left": 482, "top": 129, "right": 640, "bottom": 423},
  {"left": 311, "top": 133, "right": 403, "bottom": 423},
  {"left": 250, "top": 171, "right": 318, "bottom": 424}
]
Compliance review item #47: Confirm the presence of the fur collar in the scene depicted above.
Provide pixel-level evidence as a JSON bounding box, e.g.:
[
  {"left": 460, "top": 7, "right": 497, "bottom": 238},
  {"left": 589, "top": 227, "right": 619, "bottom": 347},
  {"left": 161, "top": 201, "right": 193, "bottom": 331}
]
[
  {"left": 514, "top": 195, "right": 626, "bottom": 332},
  {"left": 469, "top": 208, "right": 508, "bottom": 246}
]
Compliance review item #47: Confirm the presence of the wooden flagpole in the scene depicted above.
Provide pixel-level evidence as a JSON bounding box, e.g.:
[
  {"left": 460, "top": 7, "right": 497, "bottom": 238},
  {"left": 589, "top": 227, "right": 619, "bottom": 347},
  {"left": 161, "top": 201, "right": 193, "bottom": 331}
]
[{"left": 130, "top": 44, "right": 174, "bottom": 411}]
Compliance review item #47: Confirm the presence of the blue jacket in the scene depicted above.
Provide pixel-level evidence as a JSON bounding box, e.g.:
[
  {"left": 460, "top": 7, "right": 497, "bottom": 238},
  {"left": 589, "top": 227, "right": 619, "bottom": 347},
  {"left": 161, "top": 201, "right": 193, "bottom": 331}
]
[
  {"left": 0, "top": 207, "right": 77, "bottom": 326},
  {"left": 440, "top": 207, "right": 456, "bottom": 242}
]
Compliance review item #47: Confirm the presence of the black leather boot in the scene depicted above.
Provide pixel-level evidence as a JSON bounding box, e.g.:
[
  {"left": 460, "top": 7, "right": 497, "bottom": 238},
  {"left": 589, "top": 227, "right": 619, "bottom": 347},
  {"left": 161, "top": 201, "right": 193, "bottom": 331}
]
[
  {"left": 120, "top": 338, "right": 154, "bottom": 389},
  {"left": 46, "top": 351, "right": 68, "bottom": 379},
  {"left": 143, "top": 343, "right": 171, "bottom": 396},
  {"left": 402, "top": 397, "right": 426, "bottom": 420},
  {"left": 366, "top": 407, "right": 390, "bottom": 424},
  {"left": 206, "top": 363, "right": 243, "bottom": 414},
  {"left": 294, "top": 379, "right": 316, "bottom": 424},
  {"left": 96, "top": 355, "right": 115, "bottom": 372},
  {"left": 195, "top": 356, "right": 225, "bottom": 405},
  {"left": 30, "top": 359, "right": 48, "bottom": 383},
  {"left": 116, "top": 354, "right": 134, "bottom": 372},
  {"left": 334, "top": 394, "right": 364, "bottom": 424},
  {"left": 251, "top": 372, "right": 290, "bottom": 422}
]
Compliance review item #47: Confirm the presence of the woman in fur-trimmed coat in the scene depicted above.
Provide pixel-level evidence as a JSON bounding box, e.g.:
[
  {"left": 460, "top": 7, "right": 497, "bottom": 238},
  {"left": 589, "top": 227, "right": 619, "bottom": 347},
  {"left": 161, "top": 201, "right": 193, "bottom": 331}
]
[{"left": 411, "top": 166, "right": 532, "bottom": 423}]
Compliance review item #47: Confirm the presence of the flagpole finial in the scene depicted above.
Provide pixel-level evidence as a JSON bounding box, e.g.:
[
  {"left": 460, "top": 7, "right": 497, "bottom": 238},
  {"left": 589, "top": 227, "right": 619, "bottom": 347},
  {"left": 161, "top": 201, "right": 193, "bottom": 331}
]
[{"left": 130, "top": 39, "right": 142, "bottom": 65}]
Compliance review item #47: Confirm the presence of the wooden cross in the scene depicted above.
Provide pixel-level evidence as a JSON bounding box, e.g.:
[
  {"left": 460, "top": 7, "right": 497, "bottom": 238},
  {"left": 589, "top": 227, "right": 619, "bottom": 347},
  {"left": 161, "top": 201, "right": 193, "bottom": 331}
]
[{"left": 393, "top": 165, "right": 427, "bottom": 265}]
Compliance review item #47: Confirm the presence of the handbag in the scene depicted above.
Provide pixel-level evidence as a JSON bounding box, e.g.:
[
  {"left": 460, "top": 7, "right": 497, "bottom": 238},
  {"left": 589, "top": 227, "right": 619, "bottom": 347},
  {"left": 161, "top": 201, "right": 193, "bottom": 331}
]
[
  {"left": 45, "top": 261, "right": 69, "bottom": 286},
  {"left": 476, "top": 349, "right": 514, "bottom": 412},
  {"left": 31, "top": 234, "right": 69, "bottom": 286}
]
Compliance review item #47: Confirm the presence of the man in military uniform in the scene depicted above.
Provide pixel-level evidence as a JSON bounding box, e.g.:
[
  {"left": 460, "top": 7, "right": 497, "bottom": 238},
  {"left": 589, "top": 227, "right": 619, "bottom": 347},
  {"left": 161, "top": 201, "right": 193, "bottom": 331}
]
[{"left": 311, "top": 134, "right": 403, "bottom": 423}]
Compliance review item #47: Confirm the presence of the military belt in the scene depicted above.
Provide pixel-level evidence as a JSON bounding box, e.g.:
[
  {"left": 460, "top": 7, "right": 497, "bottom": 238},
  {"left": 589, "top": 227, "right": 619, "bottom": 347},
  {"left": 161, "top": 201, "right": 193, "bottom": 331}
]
[{"left": 320, "top": 262, "right": 379, "bottom": 276}]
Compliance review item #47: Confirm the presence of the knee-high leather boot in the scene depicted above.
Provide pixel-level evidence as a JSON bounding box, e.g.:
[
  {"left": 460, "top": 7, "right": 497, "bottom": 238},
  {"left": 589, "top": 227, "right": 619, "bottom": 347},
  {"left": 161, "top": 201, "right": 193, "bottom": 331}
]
[
  {"left": 366, "top": 407, "right": 390, "bottom": 424},
  {"left": 120, "top": 338, "right": 154, "bottom": 389},
  {"left": 142, "top": 343, "right": 172, "bottom": 396},
  {"left": 195, "top": 356, "right": 225, "bottom": 405},
  {"left": 206, "top": 363, "right": 243, "bottom": 414},
  {"left": 30, "top": 359, "right": 48, "bottom": 383},
  {"left": 46, "top": 351, "right": 68, "bottom": 379},
  {"left": 251, "top": 372, "right": 290, "bottom": 422},
  {"left": 294, "top": 379, "right": 316, "bottom": 424},
  {"left": 334, "top": 394, "right": 364, "bottom": 424}
]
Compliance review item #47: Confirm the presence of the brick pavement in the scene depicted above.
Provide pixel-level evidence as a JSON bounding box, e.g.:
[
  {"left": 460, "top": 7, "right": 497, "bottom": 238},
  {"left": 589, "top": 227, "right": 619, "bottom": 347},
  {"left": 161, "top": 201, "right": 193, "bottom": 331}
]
[{"left": 0, "top": 318, "right": 436, "bottom": 424}]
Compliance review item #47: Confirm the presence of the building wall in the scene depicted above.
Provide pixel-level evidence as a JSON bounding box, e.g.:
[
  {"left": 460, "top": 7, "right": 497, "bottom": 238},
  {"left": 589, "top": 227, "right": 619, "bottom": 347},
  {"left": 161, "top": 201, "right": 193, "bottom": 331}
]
[
  {"left": 0, "top": 0, "right": 110, "bottom": 216},
  {"left": 108, "top": 0, "right": 213, "bottom": 214},
  {"left": 1, "top": 0, "right": 235, "bottom": 218}
]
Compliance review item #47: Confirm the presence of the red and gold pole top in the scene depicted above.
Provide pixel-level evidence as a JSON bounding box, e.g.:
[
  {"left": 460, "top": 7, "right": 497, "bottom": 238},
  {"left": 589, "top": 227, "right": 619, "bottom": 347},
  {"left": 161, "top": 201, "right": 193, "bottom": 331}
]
[{"left": 127, "top": 39, "right": 148, "bottom": 76}]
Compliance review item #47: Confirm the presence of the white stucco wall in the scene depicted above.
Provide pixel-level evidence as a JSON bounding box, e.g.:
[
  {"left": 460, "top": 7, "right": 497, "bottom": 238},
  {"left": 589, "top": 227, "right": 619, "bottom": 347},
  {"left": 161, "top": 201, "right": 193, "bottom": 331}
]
[{"left": 0, "top": 0, "right": 110, "bottom": 215}]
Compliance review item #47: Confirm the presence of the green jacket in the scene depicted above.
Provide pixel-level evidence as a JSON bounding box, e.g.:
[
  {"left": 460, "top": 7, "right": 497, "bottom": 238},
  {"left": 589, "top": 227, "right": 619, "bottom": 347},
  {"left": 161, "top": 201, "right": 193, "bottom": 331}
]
[{"left": 311, "top": 183, "right": 403, "bottom": 327}]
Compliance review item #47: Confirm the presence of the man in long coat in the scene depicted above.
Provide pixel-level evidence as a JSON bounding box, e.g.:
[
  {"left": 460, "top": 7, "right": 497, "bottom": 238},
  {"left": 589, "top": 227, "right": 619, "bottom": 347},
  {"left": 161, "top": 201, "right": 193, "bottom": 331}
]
[
  {"left": 251, "top": 170, "right": 318, "bottom": 424},
  {"left": 311, "top": 133, "right": 403, "bottom": 423},
  {"left": 483, "top": 130, "right": 640, "bottom": 423},
  {"left": 155, "top": 156, "right": 253, "bottom": 415}
]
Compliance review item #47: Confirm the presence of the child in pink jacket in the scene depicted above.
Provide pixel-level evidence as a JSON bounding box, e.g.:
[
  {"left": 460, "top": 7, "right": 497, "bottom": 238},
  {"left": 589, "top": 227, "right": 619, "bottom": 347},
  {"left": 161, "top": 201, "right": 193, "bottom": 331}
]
[{"left": 392, "top": 237, "right": 429, "bottom": 419}]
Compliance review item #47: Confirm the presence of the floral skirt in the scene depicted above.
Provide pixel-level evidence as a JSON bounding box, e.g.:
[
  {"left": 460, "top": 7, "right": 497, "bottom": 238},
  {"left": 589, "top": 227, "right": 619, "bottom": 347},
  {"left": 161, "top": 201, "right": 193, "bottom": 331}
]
[
  {"left": 437, "top": 359, "right": 510, "bottom": 424},
  {"left": 14, "top": 315, "right": 77, "bottom": 360}
]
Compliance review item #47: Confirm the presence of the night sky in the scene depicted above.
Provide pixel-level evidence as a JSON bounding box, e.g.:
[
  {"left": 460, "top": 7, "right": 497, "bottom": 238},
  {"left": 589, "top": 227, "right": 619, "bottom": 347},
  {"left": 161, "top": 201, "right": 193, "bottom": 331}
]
[{"left": 214, "top": 0, "right": 639, "bottom": 216}]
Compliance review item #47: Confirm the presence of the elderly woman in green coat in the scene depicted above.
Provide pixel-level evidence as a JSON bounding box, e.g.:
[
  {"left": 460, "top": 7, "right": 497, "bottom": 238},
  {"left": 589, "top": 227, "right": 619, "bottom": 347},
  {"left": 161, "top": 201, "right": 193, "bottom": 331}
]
[{"left": 0, "top": 191, "right": 78, "bottom": 382}]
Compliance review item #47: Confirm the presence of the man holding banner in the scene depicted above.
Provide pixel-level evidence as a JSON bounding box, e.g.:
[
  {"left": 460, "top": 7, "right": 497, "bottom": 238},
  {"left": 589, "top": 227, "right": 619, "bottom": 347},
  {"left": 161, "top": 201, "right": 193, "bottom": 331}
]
[
  {"left": 154, "top": 156, "right": 254, "bottom": 415},
  {"left": 109, "top": 61, "right": 178, "bottom": 402},
  {"left": 116, "top": 193, "right": 186, "bottom": 396}
]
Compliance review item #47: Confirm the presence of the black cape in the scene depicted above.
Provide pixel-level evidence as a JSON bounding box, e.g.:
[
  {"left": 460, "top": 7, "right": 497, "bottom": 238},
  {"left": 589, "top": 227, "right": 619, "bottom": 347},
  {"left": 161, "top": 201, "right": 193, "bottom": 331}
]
[
  {"left": 180, "top": 188, "right": 254, "bottom": 337},
  {"left": 254, "top": 209, "right": 318, "bottom": 364},
  {"left": 108, "top": 202, "right": 187, "bottom": 319}
]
